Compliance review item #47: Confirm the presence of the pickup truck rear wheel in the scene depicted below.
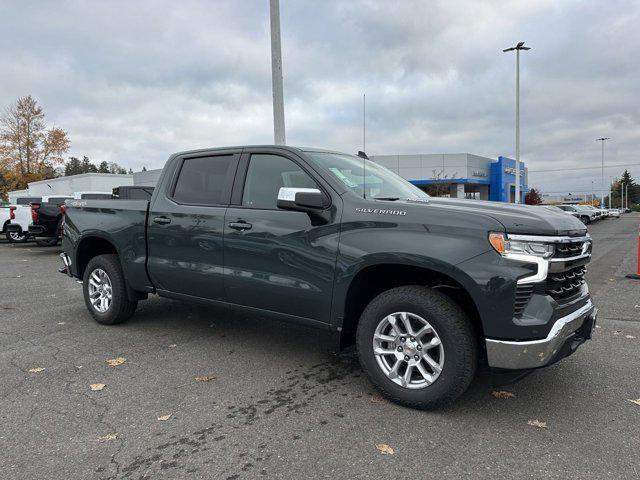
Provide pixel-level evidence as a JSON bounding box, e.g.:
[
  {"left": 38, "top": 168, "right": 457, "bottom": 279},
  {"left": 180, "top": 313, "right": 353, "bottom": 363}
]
[
  {"left": 6, "top": 230, "right": 28, "bottom": 243},
  {"left": 356, "top": 285, "right": 477, "bottom": 410},
  {"left": 83, "top": 254, "right": 137, "bottom": 325}
]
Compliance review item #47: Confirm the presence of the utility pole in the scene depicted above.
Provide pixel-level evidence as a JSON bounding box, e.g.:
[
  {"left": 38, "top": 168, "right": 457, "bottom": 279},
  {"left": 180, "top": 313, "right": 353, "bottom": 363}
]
[
  {"left": 625, "top": 183, "right": 629, "bottom": 210},
  {"left": 621, "top": 182, "right": 625, "bottom": 210},
  {"left": 270, "top": 0, "right": 286, "bottom": 145},
  {"left": 363, "top": 94, "right": 366, "bottom": 153},
  {"left": 503, "top": 42, "right": 531, "bottom": 204},
  {"left": 596, "top": 137, "right": 610, "bottom": 207}
]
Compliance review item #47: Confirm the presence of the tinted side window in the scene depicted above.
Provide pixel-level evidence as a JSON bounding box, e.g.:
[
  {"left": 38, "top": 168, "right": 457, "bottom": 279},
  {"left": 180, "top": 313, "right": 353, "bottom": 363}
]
[
  {"left": 49, "top": 197, "right": 72, "bottom": 205},
  {"left": 173, "top": 155, "right": 236, "bottom": 205},
  {"left": 242, "top": 154, "right": 318, "bottom": 209},
  {"left": 81, "top": 194, "right": 112, "bottom": 200},
  {"left": 17, "top": 197, "right": 41, "bottom": 205}
]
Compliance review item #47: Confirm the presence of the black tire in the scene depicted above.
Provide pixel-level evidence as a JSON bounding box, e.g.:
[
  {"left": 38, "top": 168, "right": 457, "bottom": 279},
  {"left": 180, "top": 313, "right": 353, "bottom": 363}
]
[
  {"left": 356, "top": 285, "right": 477, "bottom": 410},
  {"left": 35, "top": 236, "right": 59, "bottom": 247},
  {"left": 82, "top": 254, "right": 137, "bottom": 325},
  {"left": 6, "top": 230, "right": 28, "bottom": 243},
  {"left": 580, "top": 216, "right": 590, "bottom": 225}
]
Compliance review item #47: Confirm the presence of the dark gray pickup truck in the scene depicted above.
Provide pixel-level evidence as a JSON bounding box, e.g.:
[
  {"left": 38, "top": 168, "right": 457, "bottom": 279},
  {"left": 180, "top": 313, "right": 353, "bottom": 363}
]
[{"left": 60, "top": 145, "right": 597, "bottom": 409}]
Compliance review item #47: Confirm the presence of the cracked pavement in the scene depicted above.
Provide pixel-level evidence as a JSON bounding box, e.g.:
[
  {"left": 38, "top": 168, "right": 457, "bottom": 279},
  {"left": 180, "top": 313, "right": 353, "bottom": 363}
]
[{"left": 1, "top": 214, "right": 639, "bottom": 479}]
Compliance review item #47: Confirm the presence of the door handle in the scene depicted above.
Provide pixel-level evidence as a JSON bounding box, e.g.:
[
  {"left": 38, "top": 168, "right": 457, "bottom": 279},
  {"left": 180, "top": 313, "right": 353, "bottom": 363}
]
[
  {"left": 153, "top": 216, "right": 171, "bottom": 225},
  {"left": 228, "top": 221, "right": 252, "bottom": 231}
]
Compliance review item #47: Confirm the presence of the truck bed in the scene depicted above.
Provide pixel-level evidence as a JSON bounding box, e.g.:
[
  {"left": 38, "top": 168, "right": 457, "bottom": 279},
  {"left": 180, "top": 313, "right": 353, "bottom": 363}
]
[{"left": 63, "top": 199, "right": 151, "bottom": 291}]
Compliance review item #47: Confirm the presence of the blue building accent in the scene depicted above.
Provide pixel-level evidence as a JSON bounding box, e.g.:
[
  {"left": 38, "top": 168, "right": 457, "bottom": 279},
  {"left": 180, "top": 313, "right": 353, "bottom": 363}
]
[{"left": 489, "top": 156, "right": 528, "bottom": 203}]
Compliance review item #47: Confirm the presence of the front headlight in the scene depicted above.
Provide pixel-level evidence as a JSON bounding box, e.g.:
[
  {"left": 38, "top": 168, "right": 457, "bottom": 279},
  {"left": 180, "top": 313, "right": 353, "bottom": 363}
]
[{"left": 488, "top": 232, "right": 555, "bottom": 258}]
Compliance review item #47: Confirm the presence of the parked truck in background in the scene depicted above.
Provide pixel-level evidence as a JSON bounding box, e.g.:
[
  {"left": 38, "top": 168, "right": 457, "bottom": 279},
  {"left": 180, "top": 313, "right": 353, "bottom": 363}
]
[
  {"left": 25, "top": 195, "right": 73, "bottom": 247},
  {"left": 3, "top": 196, "right": 42, "bottom": 243},
  {"left": 112, "top": 186, "right": 155, "bottom": 200},
  {"left": 60, "top": 146, "right": 597, "bottom": 409}
]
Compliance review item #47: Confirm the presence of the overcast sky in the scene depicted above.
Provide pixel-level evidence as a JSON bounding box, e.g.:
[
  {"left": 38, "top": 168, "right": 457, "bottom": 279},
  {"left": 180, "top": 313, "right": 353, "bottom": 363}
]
[{"left": 1, "top": 0, "right": 638, "bottom": 195}]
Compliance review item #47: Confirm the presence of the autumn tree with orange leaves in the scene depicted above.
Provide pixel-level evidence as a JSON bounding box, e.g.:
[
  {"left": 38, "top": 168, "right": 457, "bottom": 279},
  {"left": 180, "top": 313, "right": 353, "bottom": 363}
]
[{"left": 0, "top": 96, "right": 70, "bottom": 200}]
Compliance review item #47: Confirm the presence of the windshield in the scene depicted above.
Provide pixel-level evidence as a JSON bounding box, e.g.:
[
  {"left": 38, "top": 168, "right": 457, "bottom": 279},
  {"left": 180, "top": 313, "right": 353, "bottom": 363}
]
[
  {"left": 308, "top": 152, "right": 429, "bottom": 201},
  {"left": 574, "top": 206, "right": 592, "bottom": 212}
]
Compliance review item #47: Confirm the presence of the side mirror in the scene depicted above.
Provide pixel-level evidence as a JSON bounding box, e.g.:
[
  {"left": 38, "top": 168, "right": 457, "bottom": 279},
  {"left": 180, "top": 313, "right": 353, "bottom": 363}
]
[{"left": 277, "top": 187, "right": 326, "bottom": 212}]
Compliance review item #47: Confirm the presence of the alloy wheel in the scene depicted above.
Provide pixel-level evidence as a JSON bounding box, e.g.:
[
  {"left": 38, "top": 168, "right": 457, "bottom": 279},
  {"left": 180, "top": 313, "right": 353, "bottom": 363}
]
[
  {"left": 372, "top": 312, "right": 445, "bottom": 389},
  {"left": 88, "top": 268, "right": 113, "bottom": 313}
]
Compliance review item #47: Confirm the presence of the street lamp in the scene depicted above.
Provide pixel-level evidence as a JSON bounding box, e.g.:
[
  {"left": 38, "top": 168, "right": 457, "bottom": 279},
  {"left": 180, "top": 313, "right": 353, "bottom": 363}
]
[
  {"left": 596, "top": 137, "right": 610, "bottom": 207},
  {"left": 503, "top": 41, "right": 531, "bottom": 204}
]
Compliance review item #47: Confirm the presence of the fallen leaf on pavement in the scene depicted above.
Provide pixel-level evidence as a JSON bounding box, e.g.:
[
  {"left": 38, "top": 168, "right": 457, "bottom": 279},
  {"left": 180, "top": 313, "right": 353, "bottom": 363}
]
[
  {"left": 57, "top": 321, "right": 65, "bottom": 325},
  {"left": 90, "top": 383, "right": 106, "bottom": 391},
  {"left": 595, "top": 325, "right": 601, "bottom": 329},
  {"left": 28, "top": 367, "right": 45, "bottom": 373},
  {"left": 157, "top": 414, "right": 172, "bottom": 421},
  {"left": 527, "top": 419, "right": 547, "bottom": 429},
  {"left": 98, "top": 433, "right": 118, "bottom": 441},
  {"left": 195, "top": 375, "right": 215, "bottom": 382},
  {"left": 375, "top": 443, "right": 395, "bottom": 455},
  {"left": 106, "top": 357, "right": 126, "bottom": 366},
  {"left": 370, "top": 393, "right": 386, "bottom": 403},
  {"left": 625, "top": 335, "right": 636, "bottom": 339},
  {"left": 628, "top": 399, "right": 640, "bottom": 406},
  {"left": 491, "top": 390, "right": 515, "bottom": 399},
  {"left": 168, "top": 344, "right": 177, "bottom": 348},
  {"left": 613, "top": 330, "right": 621, "bottom": 335}
]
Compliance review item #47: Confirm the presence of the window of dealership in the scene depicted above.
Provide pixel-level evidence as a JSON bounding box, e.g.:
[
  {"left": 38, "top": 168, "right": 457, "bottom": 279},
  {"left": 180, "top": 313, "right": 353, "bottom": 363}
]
[{"left": 370, "top": 153, "right": 528, "bottom": 203}]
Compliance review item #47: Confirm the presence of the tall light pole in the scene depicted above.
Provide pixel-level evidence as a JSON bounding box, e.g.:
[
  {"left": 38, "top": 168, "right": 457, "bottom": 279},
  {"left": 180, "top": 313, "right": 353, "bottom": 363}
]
[
  {"left": 596, "top": 137, "right": 610, "bottom": 207},
  {"left": 621, "top": 181, "right": 625, "bottom": 210},
  {"left": 503, "top": 41, "right": 531, "bottom": 204},
  {"left": 270, "top": 0, "right": 286, "bottom": 145},
  {"left": 625, "top": 183, "right": 629, "bottom": 210}
]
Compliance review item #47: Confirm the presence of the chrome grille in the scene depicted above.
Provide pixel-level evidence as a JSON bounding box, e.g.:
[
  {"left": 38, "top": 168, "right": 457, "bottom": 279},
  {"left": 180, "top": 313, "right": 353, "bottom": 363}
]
[
  {"left": 536, "top": 265, "right": 587, "bottom": 301},
  {"left": 553, "top": 241, "right": 585, "bottom": 259}
]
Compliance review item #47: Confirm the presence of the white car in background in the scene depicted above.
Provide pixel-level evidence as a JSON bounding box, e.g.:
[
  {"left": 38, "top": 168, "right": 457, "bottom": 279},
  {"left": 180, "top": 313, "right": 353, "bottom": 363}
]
[
  {"left": 4, "top": 196, "right": 42, "bottom": 243},
  {"left": 555, "top": 204, "right": 596, "bottom": 224},
  {"left": 608, "top": 208, "right": 621, "bottom": 218}
]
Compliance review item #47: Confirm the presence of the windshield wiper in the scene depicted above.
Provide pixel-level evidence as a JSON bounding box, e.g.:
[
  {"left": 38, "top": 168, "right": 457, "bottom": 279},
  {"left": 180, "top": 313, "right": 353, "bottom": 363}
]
[{"left": 373, "top": 196, "right": 400, "bottom": 201}]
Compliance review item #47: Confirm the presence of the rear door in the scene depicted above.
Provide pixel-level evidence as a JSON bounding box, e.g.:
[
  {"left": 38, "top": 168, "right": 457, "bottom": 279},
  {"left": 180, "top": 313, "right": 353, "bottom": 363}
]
[
  {"left": 223, "top": 148, "right": 341, "bottom": 325},
  {"left": 147, "top": 149, "right": 240, "bottom": 301}
]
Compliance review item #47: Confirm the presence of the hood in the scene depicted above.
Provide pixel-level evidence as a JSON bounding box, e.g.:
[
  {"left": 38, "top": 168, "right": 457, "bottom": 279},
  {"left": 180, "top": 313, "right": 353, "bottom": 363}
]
[{"left": 422, "top": 197, "right": 587, "bottom": 236}]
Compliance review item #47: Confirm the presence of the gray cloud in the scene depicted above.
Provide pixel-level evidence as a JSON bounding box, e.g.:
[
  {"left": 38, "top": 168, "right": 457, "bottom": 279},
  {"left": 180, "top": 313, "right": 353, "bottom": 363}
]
[{"left": 0, "top": 0, "right": 637, "bottom": 195}]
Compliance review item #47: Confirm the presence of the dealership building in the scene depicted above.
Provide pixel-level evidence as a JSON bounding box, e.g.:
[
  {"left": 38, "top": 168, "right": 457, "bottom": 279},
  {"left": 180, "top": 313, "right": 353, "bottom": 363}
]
[{"left": 370, "top": 153, "right": 528, "bottom": 202}]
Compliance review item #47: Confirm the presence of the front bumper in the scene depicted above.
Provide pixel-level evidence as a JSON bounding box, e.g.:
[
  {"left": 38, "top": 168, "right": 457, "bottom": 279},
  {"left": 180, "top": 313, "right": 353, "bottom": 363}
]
[{"left": 485, "top": 300, "right": 596, "bottom": 370}]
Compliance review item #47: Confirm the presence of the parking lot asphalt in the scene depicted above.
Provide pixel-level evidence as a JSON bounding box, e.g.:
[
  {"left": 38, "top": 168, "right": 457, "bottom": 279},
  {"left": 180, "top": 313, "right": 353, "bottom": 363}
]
[{"left": 1, "top": 214, "right": 639, "bottom": 480}]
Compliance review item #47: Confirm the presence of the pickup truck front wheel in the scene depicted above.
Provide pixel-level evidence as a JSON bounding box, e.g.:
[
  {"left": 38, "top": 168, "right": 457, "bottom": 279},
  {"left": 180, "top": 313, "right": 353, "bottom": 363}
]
[
  {"left": 356, "top": 285, "right": 477, "bottom": 409},
  {"left": 83, "top": 254, "right": 137, "bottom": 325}
]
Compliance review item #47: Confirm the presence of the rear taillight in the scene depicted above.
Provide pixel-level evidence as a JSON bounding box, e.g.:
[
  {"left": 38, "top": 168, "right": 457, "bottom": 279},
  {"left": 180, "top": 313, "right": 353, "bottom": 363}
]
[
  {"left": 31, "top": 204, "right": 40, "bottom": 222},
  {"left": 9, "top": 206, "right": 16, "bottom": 219}
]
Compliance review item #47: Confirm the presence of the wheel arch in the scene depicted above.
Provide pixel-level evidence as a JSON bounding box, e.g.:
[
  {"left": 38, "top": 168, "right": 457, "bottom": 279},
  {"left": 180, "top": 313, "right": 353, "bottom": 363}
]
[
  {"left": 76, "top": 233, "right": 148, "bottom": 302},
  {"left": 336, "top": 262, "right": 485, "bottom": 352},
  {"left": 75, "top": 234, "right": 120, "bottom": 280}
]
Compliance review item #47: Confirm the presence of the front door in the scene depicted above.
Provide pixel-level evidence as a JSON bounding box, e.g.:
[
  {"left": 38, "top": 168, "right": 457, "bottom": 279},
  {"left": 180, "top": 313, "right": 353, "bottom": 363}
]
[
  {"left": 147, "top": 151, "right": 240, "bottom": 301},
  {"left": 223, "top": 151, "right": 340, "bottom": 324}
]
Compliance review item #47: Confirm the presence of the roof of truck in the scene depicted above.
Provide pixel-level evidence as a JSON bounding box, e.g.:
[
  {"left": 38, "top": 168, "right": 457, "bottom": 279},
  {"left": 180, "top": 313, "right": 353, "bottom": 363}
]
[{"left": 169, "top": 145, "right": 350, "bottom": 158}]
